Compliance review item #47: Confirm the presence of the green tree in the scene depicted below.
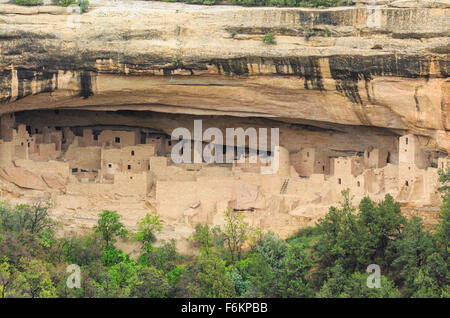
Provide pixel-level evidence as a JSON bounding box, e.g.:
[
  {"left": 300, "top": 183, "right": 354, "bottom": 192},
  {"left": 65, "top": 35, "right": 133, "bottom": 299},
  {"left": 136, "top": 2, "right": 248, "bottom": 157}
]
[
  {"left": 94, "top": 210, "right": 128, "bottom": 249},
  {"left": 436, "top": 165, "right": 450, "bottom": 262},
  {"left": 0, "top": 257, "right": 14, "bottom": 298},
  {"left": 391, "top": 216, "right": 435, "bottom": 292},
  {"left": 251, "top": 231, "right": 288, "bottom": 273},
  {"left": 130, "top": 265, "right": 170, "bottom": 298},
  {"left": 316, "top": 264, "right": 350, "bottom": 298},
  {"left": 136, "top": 214, "right": 162, "bottom": 252},
  {"left": 190, "top": 223, "right": 217, "bottom": 256},
  {"left": 316, "top": 189, "right": 366, "bottom": 278},
  {"left": 186, "top": 255, "right": 236, "bottom": 298},
  {"left": 13, "top": 258, "right": 57, "bottom": 298},
  {"left": 223, "top": 209, "right": 251, "bottom": 262},
  {"left": 0, "top": 201, "right": 54, "bottom": 237},
  {"left": 277, "top": 245, "right": 314, "bottom": 297},
  {"left": 408, "top": 252, "right": 449, "bottom": 297},
  {"left": 243, "top": 253, "right": 275, "bottom": 297},
  {"left": 359, "top": 194, "right": 405, "bottom": 268},
  {"left": 140, "top": 239, "right": 178, "bottom": 273},
  {"left": 342, "top": 272, "right": 400, "bottom": 298}
]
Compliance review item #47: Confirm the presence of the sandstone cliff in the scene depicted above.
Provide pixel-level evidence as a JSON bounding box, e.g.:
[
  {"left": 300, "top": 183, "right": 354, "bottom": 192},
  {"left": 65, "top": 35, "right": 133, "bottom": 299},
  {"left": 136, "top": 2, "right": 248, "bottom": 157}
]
[{"left": 0, "top": 0, "right": 449, "bottom": 153}]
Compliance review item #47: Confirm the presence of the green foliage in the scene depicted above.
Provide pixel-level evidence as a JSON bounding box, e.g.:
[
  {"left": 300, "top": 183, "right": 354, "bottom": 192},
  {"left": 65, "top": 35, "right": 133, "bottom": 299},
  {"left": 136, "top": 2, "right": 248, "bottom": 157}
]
[
  {"left": 359, "top": 194, "right": 406, "bottom": 267},
  {"left": 140, "top": 240, "right": 178, "bottom": 273},
  {"left": 189, "top": 223, "right": 222, "bottom": 256},
  {"left": 166, "top": 265, "right": 183, "bottom": 286},
  {"left": 161, "top": 0, "right": 353, "bottom": 8},
  {"left": 408, "top": 252, "right": 449, "bottom": 297},
  {"left": 62, "top": 234, "right": 102, "bottom": 266},
  {"left": 0, "top": 257, "right": 13, "bottom": 298},
  {"left": 94, "top": 210, "right": 128, "bottom": 249},
  {"left": 12, "top": 0, "right": 43, "bottom": 6},
  {"left": 136, "top": 214, "right": 162, "bottom": 252},
  {"left": 245, "top": 253, "right": 275, "bottom": 297},
  {"left": 13, "top": 258, "right": 57, "bottom": 298},
  {"left": 262, "top": 32, "right": 276, "bottom": 45},
  {"left": 223, "top": 209, "right": 252, "bottom": 262},
  {"left": 345, "top": 272, "right": 400, "bottom": 298},
  {"left": 50, "top": 0, "right": 89, "bottom": 12},
  {"left": 436, "top": 164, "right": 450, "bottom": 259},
  {"left": 229, "top": 266, "right": 250, "bottom": 296},
  {"left": 78, "top": 0, "right": 89, "bottom": 13},
  {"left": 130, "top": 265, "right": 170, "bottom": 298},
  {"left": 438, "top": 163, "right": 450, "bottom": 196},
  {"left": 314, "top": 190, "right": 408, "bottom": 287},
  {"left": 317, "top": 266, "right": 400, "bottom": 298},
  {"left": 315, "top": 190, "right": 364, "bottom": 276},
  {"left": 391, "top": 216, "right": 435, "bottom": 291},
  {"left": 0, "top": 168, "right": 448, "bottom": 298},
  {"left": 101, "top": 245, "right": 131, "bottom": 267},
  {"left": 171, "top": 57, "right": 182, "bottom": 68},
  {"left": 230, "top": 27, "right": 238, "bottom": 38},
  {"left": 316, "top": 264, "right": 350, "bottom": 297},
  {"left": 0, "top": 201, "right": 54, "bottom": 236},
  {"left": 186, "top": 255, "right": 236, "bottom": 298},
  {"left": 277, "top": 245, "right": 314, "bottom": 297},
  {"left": 251, "top": 231, "right": 288, "bottom": 272},
  {"left": 51, "top": 0, "right": 76, "bottom": 7}
]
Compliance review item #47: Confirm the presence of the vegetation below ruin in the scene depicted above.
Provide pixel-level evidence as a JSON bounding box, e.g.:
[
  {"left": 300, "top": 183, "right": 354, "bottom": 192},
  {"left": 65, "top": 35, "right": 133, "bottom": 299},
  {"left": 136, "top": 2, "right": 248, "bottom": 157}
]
[
  {"left": 159, "top": 0, "right": 354, "bottom": 8},
  {"left": 0, "top": 166, "right": 449, "bottom": 298}
]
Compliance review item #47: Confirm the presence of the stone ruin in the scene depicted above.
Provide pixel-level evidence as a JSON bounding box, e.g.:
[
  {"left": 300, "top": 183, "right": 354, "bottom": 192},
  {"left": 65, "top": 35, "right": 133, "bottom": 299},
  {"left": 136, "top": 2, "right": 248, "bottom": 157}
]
[{"left": 0, "top": 110, "right": 448, "bottom": 250}]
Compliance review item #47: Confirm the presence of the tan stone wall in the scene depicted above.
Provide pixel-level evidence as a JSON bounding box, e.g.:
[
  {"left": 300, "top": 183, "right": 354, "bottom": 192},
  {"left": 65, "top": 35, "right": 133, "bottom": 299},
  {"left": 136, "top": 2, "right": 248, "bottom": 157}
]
[
  {"left": 114, "top": 172, "right": 151, "bottom": 196},
  {"left": 156, "top": 180, "right": 198, "bottom": 221},
  {"left": 399, "top": 134, "right": 428, "bottom": 169},
  {"left": 0, "top": 114, "right": 15, "bottom": 142},
  {"left": 65, "top": 145, "right": 102, "bottom": 170},
  {"left": 290, "top": 148, "right": 330, "bottom": 177},
  {"left": 0, "top": 142, "right": 14, "bottom": 167},
  {"left": 14, "top": 145, "right": 28, "bottom": 160},
  {"left": 82, "top": 129, "right": 97, "bottom": 147},
  {"left": 98, "top": 130, "right": 139, "bottom": 147},
  {"left": 364, "top": 148, "right": 389, "bottom": 169},
  {"left": 36, "top": 143, "right": 56, "bottom": 159}
]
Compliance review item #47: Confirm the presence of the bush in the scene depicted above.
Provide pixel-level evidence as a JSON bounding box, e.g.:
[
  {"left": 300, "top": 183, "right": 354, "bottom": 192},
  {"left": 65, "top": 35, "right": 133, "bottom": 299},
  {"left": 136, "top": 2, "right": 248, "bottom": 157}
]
[
  {"left": 262, "top": 32, "right": 276, "bottom": 45},
  {"left": 230, "top": 27, "right": 238, "bottom": 38},
  {"left": 181, "top": 0, "right": 353, "bottom": 8},
  {"left": 51, "top": 0, "right": 89, "bottom": 12},
  {"left": 78, "top": 0, "right": 89, "bottom": 12},
  {"left": 139, "top": 240, "right": 178, "bottom": 273},
  {"left": 51, "top": 0, "right": 76, "bottom": 6},
  {"left": 12, "top": 0, "right": 43, "bottom": 6}
]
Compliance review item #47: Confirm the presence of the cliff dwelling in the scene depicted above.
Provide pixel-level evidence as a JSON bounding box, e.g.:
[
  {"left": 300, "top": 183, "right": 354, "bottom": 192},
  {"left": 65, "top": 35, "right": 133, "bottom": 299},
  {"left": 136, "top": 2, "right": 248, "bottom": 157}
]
[
  {"left": 0, "top": 1, "right": 448, "bottom": 252},
  {"left": 0, "top": 107, "right": 448, "bottom": 247}
]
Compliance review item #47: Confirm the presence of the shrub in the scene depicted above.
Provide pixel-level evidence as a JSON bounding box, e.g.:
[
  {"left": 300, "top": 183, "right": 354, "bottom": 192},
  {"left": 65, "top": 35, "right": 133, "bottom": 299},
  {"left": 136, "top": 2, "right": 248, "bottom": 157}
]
[
  {"left": 94, "top": 210, "right": 128, "bottom": 249},
  {"left": 78, "top": 0, "right": 89, "bottom": 12},
  {"left": 12, "top": 0, "right": 43, "bottom": 6},
  {"left": 51, "top": 0, "right": 76, "bottom": 6},
  {"left": 171, "top": 57, "right": 182, "bottom": 68},
  {"left": 51, "top": 0, "right": 89, "bottom": 12},
  {"left": 262, "top": 32, "right": 276, "bottom": 45},
  {"left": 230, "top": 27, "right": 238, "bottom": 38}
]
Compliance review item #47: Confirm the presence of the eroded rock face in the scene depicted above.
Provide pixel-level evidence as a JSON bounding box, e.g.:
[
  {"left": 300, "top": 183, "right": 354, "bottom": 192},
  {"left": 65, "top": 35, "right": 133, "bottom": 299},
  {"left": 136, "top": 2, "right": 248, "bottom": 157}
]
[
  {"left": 0, "top": 167, "right": 47, "bottom": 190},
  {"left": 0, "top": 1, "right": 448, "bottom": 153},
  {"left": 0, "top": 1, "right": 448, "bottom": 250}
]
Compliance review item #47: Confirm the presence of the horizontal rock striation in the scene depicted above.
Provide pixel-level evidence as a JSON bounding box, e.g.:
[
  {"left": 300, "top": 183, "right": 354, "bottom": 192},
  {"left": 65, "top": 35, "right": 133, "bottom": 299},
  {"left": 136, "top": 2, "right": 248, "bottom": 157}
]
[{"left": 0, "top": 1, "right": 449, "bottom": 152}]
